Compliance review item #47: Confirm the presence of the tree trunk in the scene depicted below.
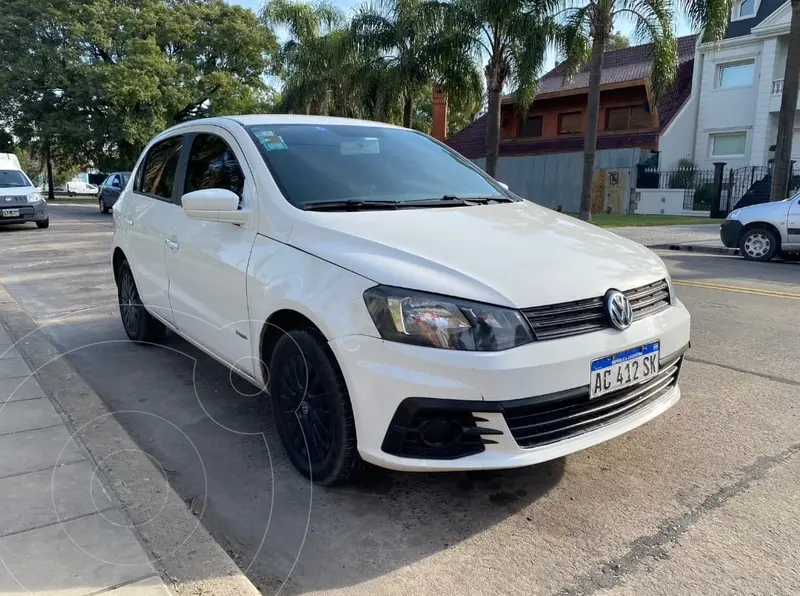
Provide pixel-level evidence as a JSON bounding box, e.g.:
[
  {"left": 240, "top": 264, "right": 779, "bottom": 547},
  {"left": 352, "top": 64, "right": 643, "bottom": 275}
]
[
  {"left": 579, "top": 32, "right": 607, "bottom": 222},
  {"left": 46, "top": 143, "right": 55, "bottom": 202},
  {"left": 485, "top": 83, "right": 502, "bottom": 178},
  {"left": 771, "top": 0, "right": 800, "bottom": 201},
  {"left": 402, "top": 93, "right": 413, "bottom": 128}
]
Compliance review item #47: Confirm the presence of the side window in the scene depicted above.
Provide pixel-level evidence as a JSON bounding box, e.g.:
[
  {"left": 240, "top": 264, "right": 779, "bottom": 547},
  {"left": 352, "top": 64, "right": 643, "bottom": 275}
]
[
  {"left": 184, "top": 133, "right": 244, "bottom": 203},
  {"left": 111, "top": 175, "right": 120, "bottom": 187},
  {"left": 137, "top": 136, "right": 183, "bottom": 200},
  {"left": 101, "top": 176, "right": 111, "bottom": 188}
]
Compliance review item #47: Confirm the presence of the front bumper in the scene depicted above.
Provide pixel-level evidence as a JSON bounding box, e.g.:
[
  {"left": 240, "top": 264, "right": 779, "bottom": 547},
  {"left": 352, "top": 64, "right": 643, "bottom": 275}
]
[
  {"left": 330, "top": 300, "right": 691, "bottom": 471},
  {"left": 0, "top": 202, "right": 48, "bottom": 225},
  {"left": 720, "top": 220, "right": 743, "bottom": 248}
]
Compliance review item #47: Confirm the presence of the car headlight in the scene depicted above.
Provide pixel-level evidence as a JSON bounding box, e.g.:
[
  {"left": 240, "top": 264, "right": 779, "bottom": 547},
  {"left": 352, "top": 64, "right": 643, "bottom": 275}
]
[
  {"left": 26, "top": 192, "right": 43, "bottom": 203},
  {"left": 726, "top": 209, "right": 740, "bottom": 220},
  {"left": 363, "top": 286, "right": 534, "bottom": 351}
]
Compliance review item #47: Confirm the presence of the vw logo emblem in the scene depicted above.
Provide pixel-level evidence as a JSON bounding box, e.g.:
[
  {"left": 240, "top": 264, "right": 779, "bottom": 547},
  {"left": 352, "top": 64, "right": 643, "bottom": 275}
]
[{"left": 605, "top": 290, "right": 633, "bottom": 330}]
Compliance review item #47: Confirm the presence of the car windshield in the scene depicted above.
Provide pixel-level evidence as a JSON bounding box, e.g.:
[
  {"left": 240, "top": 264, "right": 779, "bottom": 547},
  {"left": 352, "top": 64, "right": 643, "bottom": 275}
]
[
  {"left": 246, "top": 124, "right": 505, "bottom": 208},
  {"left": 0, "top": 169, "right": 31, "bottom": 188},
  {"left": 121, "top": 173, "right": 130, "bottom": 184}
]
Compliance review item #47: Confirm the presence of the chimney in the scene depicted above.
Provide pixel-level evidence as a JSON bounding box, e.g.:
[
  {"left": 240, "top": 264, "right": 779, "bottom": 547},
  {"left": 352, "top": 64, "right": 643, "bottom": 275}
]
[{"left": 432, "top": 85, "right": 448, "bottom": 141}]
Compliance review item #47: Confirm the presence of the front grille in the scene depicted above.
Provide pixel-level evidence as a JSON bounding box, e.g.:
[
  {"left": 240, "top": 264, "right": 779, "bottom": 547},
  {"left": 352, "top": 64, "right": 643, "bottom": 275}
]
[
  {"left": 521, "top": 279, "right": 671, "bottom": 341},
  {"left": 502, "top": 352, "right": 682, "bottom": 449}
]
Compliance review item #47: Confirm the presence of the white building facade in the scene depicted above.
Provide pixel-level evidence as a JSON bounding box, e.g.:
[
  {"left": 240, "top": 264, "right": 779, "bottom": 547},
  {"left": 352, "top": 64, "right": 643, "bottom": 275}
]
[{"left": 691, "top": 0, "right": 799, "bottom": 171}]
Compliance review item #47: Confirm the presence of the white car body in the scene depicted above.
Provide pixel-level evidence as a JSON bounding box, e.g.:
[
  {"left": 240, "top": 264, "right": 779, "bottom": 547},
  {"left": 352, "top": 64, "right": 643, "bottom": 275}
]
[
  {"left": 111, "top": 115, "right": 691, "bottom": 480},
  {"left": 721, "top": 194, "right": 800, "bottom": 260},
  {"left": 65, "top": 180, "right": 98, "bottom": 195}
]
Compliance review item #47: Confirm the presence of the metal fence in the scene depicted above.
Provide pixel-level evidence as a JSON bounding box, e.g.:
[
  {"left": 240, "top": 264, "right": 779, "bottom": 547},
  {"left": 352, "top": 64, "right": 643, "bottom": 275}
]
[
  {"left": 637, "top": 163, "right": 800, "bottom": 214},
  {"left": 636, "top": 165, "right": 716, "bottom": 210}
]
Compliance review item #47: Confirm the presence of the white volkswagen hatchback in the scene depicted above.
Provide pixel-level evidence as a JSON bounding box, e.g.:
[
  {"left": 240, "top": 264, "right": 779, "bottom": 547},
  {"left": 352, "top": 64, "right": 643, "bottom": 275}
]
[{"left": 111, "top": 115, "right": 691, "bottom": 484}]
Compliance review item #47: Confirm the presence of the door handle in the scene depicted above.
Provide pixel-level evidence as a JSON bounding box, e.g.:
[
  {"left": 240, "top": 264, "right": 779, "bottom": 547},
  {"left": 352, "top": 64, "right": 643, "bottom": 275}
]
[
  {"left": 124, "top": 216, "right": 134, "bottom": 226},
  {"left": 165, "top": 237, "right": 179, "bottom": 251}
]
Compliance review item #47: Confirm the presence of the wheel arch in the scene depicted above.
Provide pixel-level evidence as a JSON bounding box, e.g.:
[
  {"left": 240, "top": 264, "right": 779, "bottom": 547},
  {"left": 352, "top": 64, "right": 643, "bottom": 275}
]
[
  {"left": 741, "top": 221, "right": 782, "bottom": 248},
  {"left": 259, "top": 309, "right": 327, "bottom": 385},
  {"left": 112, "top": 247, "right": 127, "bottom": 283}
]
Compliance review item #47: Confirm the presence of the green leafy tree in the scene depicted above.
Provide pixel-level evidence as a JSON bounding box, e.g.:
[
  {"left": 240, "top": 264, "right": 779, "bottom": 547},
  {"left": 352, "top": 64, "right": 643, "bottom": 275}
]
[
  {"left": 427, "top": 0, "right": 557, "bottom": 178},
  {"left": 559, "top": 0, "right": 731, "bottom": 221},
  {"left": 771, "top": 0, "right": 800, "bottom": 201},
  {"left": 352, "top": 0, "right": 481, "bottom": 128},
  {"left": 606, "top": 30, "right": 629, "bottom": 49}
]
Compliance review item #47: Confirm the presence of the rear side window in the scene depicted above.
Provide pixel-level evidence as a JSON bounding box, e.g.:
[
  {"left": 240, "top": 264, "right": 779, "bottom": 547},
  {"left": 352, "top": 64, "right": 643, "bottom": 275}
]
[
  {"left": 184, "top": 134, "right": 244, "bottom": 200},
  {"left": 136, "top": 136, "right": 183, "bottom": 200}
]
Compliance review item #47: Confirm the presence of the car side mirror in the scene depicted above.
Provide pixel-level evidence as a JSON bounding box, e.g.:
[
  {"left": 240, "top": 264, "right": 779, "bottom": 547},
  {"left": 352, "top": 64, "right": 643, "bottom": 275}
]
[
  {"left": 181, "top": 188, "right": 250, "bottom": 224},
  {"left": 497, "top": 181, "right": 509, "bottom": 191}
]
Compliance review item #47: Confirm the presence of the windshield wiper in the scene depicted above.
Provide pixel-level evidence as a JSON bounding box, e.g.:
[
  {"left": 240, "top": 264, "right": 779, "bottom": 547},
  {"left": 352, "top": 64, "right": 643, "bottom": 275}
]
[
  {"left": 408, "top": 195, "right": 515, "bottom": 206},
  {"left": 301, "top": 199, "right": 403, "bottom": 212}
]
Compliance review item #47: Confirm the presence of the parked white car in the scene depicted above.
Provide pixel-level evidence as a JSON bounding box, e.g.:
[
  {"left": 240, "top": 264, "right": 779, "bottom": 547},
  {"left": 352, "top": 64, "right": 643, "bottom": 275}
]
[
  {"left": 0, "top": 154, "right": 49, "bottom": 229},
  {"left": 111, "top": 115, "right": 691, "bottom": 484},
  {"left": 65, "top": 180, "right": 98, "bottom": 195},
  {"left": 721, "top": 193, "right": 800, "bottom": 261}
]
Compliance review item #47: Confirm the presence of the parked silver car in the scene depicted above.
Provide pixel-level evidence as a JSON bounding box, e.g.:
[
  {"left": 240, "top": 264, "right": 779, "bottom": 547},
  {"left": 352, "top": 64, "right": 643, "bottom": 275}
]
[
  {"left": 98, "top": 172, "right": 131, "bottom": 213},
  {"left": 0, "top": 169, "right": 49, "bottom": 229},
  {"left": 720, "top": 193, "right": 800, "bottom": 261}
]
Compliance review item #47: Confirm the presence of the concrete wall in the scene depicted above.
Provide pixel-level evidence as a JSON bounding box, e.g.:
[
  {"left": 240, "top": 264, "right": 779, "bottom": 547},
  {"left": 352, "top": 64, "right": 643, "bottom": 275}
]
[
  {"left": 633, "top": 189, "right": 686, "bottom": 215},
  {"left": 658, "top": 97, "right": 697, "bottom": 168},
  {"left": 477, "top": 148, "right": 643, "bottom": 213}
]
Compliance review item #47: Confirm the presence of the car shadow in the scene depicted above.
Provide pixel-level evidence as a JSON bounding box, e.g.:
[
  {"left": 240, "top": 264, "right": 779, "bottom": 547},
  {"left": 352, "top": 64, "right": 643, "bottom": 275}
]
[{"left": 41, "top": 322, "right": 565, "bottom": 595}]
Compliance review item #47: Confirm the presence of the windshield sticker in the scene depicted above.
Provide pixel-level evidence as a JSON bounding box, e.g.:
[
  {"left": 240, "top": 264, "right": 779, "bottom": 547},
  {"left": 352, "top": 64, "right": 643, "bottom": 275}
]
[
  {"left": 254, "top": 130, "right": 288, "bottom": 151},
  {"left": 340, "top": 138, "right": 379, "bottom": 155}
]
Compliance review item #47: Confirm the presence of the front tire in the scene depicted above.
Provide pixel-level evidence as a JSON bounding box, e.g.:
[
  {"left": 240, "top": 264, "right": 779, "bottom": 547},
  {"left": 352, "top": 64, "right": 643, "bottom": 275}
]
[
  {"left": 269, "top": 328, "right": 362, "bottom": 485},
  {"left": 36, "top": 218, "right": 49, "bottom": 229},
  {"left": 739, "top": 228, "right": 778, "bottom": 262},
  {"left": 116, "top": 261, "right": 165, "bottom": 343},
  {"left": 100, "top": 198, "right": 109, "bottom": 214}
]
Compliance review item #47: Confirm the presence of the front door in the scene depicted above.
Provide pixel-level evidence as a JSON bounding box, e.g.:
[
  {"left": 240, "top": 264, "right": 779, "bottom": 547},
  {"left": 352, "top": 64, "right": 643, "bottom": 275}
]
[
  {"left": 123, "top": 135, "right": 185, "bottom": 327},
  {"left": 165, "top": 129, "right": 257, "bottom": 375},
  {"left": 787, "top": 194, "right": 800, "bottom": 247}
]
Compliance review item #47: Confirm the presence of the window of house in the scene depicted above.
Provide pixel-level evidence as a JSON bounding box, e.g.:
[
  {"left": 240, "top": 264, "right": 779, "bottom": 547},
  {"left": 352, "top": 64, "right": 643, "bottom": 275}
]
[
  {"left": 519, "top": 115, "right": 543, "bottom": 137},
  {"left": 606, "top": 105, "right": 651, "bottom": 131},
  {"left": 738, "top": 0, "right": 755, "bottom": 17},
  {"left": 710, "top": 132, "right": 747, "bottom": 157},
  {"left": 184, "top": 134, "right": 245, "bottom": 202},
  {"left": 718, "top": 61, "right": 755, "bottom": 88},
  {"left": 558, "top": 112, "right": 581, "bottom": 134},
  {"left": 136, "top": 136, "right": 183, "bottom": 200}
]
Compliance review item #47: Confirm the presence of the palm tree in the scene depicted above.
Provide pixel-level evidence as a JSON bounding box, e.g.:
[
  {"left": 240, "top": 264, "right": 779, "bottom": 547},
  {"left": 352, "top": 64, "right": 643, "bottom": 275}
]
[
  {"left": 559, "top": 0, "right": 731, "bottom": 222},
  {"left": 426, "top": 0, "right": 557, "bottom": 178},
  {"left": 261, "top": 0, "right": 350, "bottom": 115},
  {"left": 770, "top": 0, "right": 800, "bottom": 201},
  {"left": 352, "top": 0, "right": 481, "bottom": 129}
]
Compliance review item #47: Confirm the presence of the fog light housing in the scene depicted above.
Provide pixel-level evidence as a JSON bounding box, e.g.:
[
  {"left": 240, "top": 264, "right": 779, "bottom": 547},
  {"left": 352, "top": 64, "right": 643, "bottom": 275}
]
[{"left": 418, "top": 418, "right": 463, "bottom": 448}]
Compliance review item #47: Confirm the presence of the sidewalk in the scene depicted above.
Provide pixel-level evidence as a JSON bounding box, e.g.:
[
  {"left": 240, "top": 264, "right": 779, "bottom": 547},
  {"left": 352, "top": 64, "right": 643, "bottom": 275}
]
[
  {"left": 608, "top": 223, "right": 737, "bottom": 255},
  {"left": 0, "top": 324, "right": 172, "bottom": 595}
]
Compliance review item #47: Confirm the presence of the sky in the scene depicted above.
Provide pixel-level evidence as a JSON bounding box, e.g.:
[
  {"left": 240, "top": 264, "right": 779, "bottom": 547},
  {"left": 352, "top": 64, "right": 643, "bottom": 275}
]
[{"left": 232, "top": 0, "right": 694, "bottom": 75}]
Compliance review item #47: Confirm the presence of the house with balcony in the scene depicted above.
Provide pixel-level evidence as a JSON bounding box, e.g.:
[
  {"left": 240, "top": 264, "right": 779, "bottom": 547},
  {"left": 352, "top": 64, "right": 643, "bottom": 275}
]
[{"left": 691, "top": 0, "right": 799, "bottom": 170}]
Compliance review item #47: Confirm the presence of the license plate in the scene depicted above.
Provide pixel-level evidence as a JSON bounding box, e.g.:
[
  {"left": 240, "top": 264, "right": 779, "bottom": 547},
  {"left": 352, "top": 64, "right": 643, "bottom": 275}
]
[
  {"left": 2, "top": 208, "right": 19, "bottom": 217},
  {"left": 590, "top": 341, "right": 660, "bottom": 399}
]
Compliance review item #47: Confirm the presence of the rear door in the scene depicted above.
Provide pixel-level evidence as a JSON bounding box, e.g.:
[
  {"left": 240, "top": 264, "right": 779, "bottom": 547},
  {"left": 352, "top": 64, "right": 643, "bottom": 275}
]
[
  {"left": 165, "top": 128, "right": 257, "bottom": 373},
  {"left": 122, "top": 136, "right": 185, "bottom": 327}
]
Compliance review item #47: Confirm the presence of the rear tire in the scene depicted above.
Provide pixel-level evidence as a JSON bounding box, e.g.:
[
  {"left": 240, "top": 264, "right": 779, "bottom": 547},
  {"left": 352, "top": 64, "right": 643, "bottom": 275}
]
[
  {"left": 739, "top": 228, "right": 778, "bottom": 262},
  {"left": 269, "top": 328, "right": 363, "bottom": 485},
  {"left": 36, "top": 219, "right": 49, "bottom": 229},
  {"left": 116, "top": 261, "right": 165, "bottom": 343}
]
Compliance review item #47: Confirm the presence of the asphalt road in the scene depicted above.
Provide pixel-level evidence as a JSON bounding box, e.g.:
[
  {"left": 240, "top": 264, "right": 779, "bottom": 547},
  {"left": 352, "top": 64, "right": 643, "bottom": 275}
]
[{"left": 1, "top": 204, "right": 799, "bottom": 595}]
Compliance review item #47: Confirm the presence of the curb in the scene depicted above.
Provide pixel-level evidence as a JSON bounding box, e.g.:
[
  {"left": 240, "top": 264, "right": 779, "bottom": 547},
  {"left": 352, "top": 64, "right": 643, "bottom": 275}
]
[
  {"left": 0, "top": 287, "right": 262, "bottom": 596},
  {"left": 650, "top": 243, "right": 739, "bottom": 256}
]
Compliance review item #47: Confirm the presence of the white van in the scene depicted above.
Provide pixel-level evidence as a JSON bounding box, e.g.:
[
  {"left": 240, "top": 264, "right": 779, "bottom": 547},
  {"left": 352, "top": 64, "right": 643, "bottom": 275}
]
[{"left": 0, "top": 153, "right": 50, "bottom": 229}]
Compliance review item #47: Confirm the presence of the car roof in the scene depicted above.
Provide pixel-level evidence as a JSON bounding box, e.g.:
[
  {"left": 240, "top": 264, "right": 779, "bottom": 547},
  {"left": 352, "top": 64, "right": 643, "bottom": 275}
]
[{"left": 155, "top": 114, "right": 402, "bottom": 138}]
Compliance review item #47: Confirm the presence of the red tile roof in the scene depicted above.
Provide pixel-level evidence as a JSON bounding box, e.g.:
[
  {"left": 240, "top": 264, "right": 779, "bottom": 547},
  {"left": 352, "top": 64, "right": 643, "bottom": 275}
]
[
  {"left": 446, "top": 36, "right": 697, "bottom": 160},
  {"left": 535, "top": 34, "right": 697, "bottom": 96}
]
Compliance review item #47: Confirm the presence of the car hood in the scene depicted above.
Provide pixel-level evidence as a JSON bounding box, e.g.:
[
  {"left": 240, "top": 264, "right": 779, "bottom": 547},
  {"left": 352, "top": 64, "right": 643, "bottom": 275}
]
[
  {"left": 733, "top": 199, "right": 790, "bottom": 222},
  {"left": 0, "top": 186, "right": 36, "bottom": 206},
  {"left": 288, "top": 202, "right": 669, "bottom": 308}
]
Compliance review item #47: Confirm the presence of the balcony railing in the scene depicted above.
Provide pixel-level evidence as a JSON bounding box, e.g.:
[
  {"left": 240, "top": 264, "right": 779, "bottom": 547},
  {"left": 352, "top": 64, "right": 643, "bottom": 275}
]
[{"left": 772, "top": 79, "right": 784, "bottom": 95}]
